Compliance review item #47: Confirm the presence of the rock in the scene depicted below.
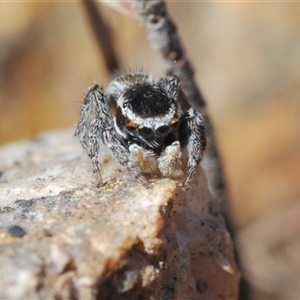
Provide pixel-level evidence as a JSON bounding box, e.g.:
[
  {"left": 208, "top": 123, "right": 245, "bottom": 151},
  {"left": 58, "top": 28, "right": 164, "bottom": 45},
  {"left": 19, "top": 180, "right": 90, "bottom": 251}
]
[{"left": 0, "top": 129, "right": 240, "bottom": 299}]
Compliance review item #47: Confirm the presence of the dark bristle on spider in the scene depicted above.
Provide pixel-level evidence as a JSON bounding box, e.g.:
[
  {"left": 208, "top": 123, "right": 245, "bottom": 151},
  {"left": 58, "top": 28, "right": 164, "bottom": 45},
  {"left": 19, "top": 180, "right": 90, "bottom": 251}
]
[{"left": 75, "top": 72, "right": 206, "bottom": 189}]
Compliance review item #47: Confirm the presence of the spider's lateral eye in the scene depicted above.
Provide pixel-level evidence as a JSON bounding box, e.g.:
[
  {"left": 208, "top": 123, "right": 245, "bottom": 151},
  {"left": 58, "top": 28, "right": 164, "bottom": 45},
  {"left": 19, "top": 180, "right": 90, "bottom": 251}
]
[
  {"left": 126, "top": 126, "right": 136, "bottom": 132},
  {"left": 123, "top": 101, "right": 129, "bottom": 109},
  {"left": 157, "top": 125, "right": 169, "bottom": 135}
]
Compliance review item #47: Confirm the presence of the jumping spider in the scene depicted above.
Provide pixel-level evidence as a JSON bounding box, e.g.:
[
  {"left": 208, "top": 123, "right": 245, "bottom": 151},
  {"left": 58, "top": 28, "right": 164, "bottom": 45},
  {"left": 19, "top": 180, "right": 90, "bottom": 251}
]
[{"left": 75, "top": 72, "right": 206, "bottom": 189}]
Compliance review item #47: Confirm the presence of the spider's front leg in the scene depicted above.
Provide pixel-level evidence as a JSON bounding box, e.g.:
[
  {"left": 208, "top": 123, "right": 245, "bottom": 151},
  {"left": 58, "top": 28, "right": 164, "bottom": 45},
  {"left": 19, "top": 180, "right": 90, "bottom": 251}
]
[
  {"left": 75, "top": 85, "right": 111, "bottom": 186},
  {"left": 180, "top": 108, "right": 206, "bottom": 189}
]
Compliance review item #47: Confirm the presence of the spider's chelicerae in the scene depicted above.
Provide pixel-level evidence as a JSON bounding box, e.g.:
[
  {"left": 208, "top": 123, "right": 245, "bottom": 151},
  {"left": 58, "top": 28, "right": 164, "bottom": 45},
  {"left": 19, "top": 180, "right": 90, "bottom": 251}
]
[{"left": 75, "top": 72, "right": 206, "bottom": 189}]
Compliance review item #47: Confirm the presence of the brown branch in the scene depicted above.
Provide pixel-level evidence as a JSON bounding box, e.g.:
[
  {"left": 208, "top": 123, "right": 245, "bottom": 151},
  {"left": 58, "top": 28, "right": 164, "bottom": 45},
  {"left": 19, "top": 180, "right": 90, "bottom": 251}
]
[
  {"left": 134, "top": 1, "right": 251, "bottom": 299},
  {"left": 135, "top": 1, "right": 204, "bottom": 110},
  {"left": 81, "top": 0, "right": 119, "bottom": 74},
  {"left": 133, "top": 0, "right": 226, "bottom": 202}
]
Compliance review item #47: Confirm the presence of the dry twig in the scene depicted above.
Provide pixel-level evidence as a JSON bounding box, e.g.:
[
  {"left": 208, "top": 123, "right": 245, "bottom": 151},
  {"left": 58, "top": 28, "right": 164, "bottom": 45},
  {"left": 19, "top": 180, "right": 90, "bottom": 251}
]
[
  {"left": 133, "top": 1, "right": 251, "bottom": 298},
  {"left": 133, "top": 0, "right": 229, "bottom": 206}
]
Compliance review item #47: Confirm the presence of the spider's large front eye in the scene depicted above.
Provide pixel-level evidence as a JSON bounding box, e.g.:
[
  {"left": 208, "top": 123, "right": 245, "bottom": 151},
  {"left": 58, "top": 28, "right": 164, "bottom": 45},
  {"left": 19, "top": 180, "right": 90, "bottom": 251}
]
[
  {"left": 138, "top": 127, "right": 154, "bottom": 138},
  {"left": 156, "top": 125, "right": 169, "bottom": 135}
]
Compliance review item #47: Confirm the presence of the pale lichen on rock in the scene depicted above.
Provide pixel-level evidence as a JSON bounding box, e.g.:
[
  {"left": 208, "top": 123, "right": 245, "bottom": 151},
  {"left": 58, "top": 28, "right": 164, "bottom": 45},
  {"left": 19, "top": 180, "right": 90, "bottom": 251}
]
[{"left": 0, "top": 129, "right": 240, "bottom": 299}]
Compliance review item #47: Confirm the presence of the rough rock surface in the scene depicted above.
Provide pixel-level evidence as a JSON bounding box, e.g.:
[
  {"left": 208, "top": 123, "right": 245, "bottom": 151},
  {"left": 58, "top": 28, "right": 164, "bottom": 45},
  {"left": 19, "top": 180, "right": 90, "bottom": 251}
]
[{"left": 0, "top": 129, "right": 240, "bottom": 299}]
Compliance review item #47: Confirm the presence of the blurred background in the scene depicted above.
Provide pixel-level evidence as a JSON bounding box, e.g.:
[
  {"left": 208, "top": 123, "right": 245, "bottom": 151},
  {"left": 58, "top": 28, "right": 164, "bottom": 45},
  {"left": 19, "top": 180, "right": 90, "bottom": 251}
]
[{"left": 0, "top": 1, "right": 300, "bottom": 298}]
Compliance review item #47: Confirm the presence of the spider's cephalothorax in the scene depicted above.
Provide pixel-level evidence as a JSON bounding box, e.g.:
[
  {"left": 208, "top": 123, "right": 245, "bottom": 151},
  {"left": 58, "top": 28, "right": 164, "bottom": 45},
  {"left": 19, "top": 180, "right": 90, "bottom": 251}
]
[{"left": 75, "top": 72, "right": 206, "bottom": 189}]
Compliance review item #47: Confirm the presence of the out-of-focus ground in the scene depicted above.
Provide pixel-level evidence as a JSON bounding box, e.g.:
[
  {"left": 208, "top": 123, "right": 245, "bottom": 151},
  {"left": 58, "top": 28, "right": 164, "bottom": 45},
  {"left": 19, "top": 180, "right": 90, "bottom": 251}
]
[{"left": 0, "top": 2, "right": 299, "bottom": 299}]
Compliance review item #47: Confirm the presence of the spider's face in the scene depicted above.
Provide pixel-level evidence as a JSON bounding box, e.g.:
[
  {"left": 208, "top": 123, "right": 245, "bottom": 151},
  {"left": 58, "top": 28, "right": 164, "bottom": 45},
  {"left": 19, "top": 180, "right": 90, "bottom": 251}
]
[{"left": 114, "top": 84, "right": 180, "bottom": 150}]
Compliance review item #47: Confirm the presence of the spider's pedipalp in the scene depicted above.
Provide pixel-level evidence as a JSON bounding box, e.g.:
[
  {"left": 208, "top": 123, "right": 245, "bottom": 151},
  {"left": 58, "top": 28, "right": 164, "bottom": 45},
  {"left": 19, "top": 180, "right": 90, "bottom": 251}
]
[{"left": 158, "top": 140, "right": 182, "bottom": 177}]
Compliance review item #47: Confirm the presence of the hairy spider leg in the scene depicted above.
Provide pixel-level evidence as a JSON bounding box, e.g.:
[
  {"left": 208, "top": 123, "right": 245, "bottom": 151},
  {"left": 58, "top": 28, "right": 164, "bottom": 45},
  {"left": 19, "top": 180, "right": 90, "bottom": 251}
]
[
  {"left": 76, "top": 81, "right": 155, "bottom": 185},
  {"left": 182, "top": 108, "right": 206, "bottom": 189},
  {"left": 75, "top": 85, "right": 110, "bottom": 186},
  {"left": 75, "top": 86, "right": 98, "bottom": 150}
]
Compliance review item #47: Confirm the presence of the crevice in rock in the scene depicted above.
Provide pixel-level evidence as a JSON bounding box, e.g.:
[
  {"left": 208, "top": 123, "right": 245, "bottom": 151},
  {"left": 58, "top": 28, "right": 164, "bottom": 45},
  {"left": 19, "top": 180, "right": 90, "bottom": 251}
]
[{"left": 96, "top": 242, "right": 166, "bottom": 300}]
